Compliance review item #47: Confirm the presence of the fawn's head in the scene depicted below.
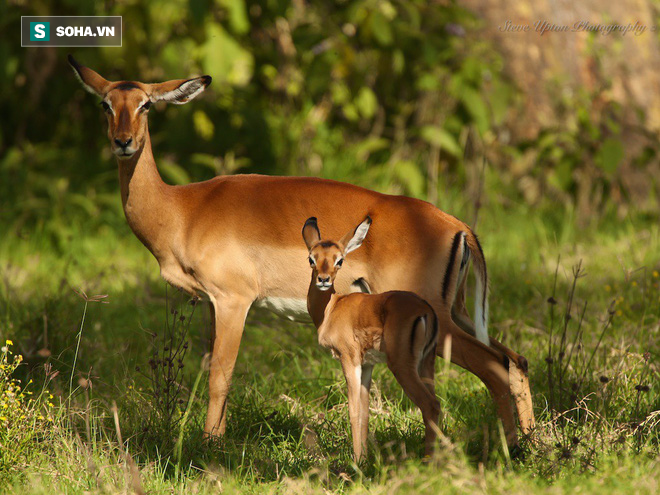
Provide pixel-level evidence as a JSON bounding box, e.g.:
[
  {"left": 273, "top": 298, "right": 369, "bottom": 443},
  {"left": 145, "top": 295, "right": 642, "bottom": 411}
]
[
  {"left": 68, "top": 55, "right": 211, "bottom": 160},
  {"left": 302, "top": 216, "right": 371, "bottom": 291}
]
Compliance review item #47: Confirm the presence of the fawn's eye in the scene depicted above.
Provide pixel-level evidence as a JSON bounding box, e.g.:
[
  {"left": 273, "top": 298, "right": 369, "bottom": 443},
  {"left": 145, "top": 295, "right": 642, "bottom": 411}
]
[
  {"left": 308, "top": 257, "right": 316, "bottom": 267},
  {"left": 141, "top": 100, "right": 152, "bottom": 112},
  {"left": 100, "top": 101, "right": 111, "bottom": 113},
  {"left": 335, "top": 258, "right": 343, "bottom": 267}
]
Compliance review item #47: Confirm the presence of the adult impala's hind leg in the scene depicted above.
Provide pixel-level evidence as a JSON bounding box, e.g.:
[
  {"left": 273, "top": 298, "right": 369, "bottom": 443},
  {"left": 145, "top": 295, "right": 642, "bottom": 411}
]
[
  {"left": 451, "top": 307, "right": 535, "bottom": 433},
  {"left": 359, "top": 364, "right": 374, "bottom": 452},
  {"left": 205, "top": 294, "right": 252, "bottom": 438},
  {"left": 437, "top": 313, "right": 518, "bottom": 448}
]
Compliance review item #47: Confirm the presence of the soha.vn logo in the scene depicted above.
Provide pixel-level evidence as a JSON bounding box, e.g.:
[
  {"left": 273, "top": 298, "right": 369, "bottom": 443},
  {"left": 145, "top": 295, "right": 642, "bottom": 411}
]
[{"left": 30, "top": 22, "right": 50, "bottom": 41}]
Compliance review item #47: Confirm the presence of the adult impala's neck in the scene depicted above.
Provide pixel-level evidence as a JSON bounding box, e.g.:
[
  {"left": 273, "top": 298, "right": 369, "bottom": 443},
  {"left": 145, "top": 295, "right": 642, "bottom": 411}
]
[
  {"left": 117, "top": 131, "right": 175, "bottom": 255},
  {"left": 307, "top": 277, "right": 335, "bottom": 329}
]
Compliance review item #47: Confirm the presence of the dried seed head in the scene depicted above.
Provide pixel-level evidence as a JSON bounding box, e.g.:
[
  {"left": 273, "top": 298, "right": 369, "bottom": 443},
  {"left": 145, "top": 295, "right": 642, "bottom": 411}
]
[
  {"left": 545, "top": 356, "right": 554, "bottom": 364},
  {"left": 599, "top": 376, "right": 610, "bottom": 384},
  {"left": 547, "top": 297, "right": 557, "bottom": 305}
]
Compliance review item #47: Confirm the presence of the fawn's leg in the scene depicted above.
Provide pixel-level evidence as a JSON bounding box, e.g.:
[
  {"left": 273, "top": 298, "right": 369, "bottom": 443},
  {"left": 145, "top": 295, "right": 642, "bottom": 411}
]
[
  {"left": 341, "top": 356, "right": 366, "bottom": 461},
  {"left": 388, "top": 358, "right": 441, "bottom": 457}
]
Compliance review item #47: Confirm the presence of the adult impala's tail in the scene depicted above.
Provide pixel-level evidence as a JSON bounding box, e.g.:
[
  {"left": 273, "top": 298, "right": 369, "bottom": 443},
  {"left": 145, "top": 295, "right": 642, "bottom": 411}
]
[
  {"left": 465, "top": 231, "right": 489, "bottom": 345},
  {"left": 442, "top": 229, "right": 490, "bottom": 345}
]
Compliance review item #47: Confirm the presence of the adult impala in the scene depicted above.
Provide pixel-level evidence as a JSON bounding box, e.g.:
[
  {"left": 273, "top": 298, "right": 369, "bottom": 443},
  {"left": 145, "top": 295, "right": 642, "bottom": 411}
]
[{"left": 68, "top": 56, "right": 534, "bottom": 447}]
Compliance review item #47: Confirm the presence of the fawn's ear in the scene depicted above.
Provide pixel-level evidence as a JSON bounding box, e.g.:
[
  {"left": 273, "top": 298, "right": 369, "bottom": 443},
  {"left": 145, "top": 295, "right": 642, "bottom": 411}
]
[
  {"left": 148, "top": 76, "right": 212, "bottom": 104},
  {"left": 68, "top": 55, "right": 111, "bottom": 96},
  {"left": 341, "top": 216, "right": 372, "bottom": 254},
  {"left": 302, "top": 217, "right": 321, "bottom": 250}
]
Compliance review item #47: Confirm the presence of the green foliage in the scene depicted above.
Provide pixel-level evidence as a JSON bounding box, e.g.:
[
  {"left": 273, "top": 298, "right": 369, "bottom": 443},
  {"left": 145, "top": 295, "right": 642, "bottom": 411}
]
[{"left": 0, "top": 0, "right": 519, "bottom": 245}]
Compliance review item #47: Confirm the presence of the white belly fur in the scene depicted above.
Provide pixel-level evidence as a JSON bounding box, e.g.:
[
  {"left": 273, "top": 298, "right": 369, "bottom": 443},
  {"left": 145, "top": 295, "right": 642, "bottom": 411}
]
[{"left": 254, "top": 296, "right": 311, "bottom": 322}]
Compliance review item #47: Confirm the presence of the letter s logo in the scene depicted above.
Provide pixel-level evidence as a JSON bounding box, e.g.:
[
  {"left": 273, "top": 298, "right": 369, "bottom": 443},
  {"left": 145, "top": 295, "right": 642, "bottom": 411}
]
[{"left": 29, "top": 21, "right": 50, "bottom": 41}]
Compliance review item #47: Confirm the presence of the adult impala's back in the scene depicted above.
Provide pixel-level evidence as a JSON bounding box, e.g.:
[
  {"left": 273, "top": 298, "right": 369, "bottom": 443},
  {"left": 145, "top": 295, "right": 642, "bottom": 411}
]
[{"left": 69, "top": 56, "right": 534, "bottom": 446}]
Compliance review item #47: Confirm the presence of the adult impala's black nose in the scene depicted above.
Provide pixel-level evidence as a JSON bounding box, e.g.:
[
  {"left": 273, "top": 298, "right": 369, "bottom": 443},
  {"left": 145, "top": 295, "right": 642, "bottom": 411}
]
[
  {"left": 317, "top": 275, "right": 330, "bottom": 284},
  {"left": 114, "top": 138, "right": 132, "bottom": 148}
]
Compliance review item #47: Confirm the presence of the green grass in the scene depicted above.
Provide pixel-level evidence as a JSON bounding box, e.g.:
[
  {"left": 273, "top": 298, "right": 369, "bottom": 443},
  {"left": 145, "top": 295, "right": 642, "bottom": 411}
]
[{"left": 0, "top": 204, "right": 658, "bottom": 493}]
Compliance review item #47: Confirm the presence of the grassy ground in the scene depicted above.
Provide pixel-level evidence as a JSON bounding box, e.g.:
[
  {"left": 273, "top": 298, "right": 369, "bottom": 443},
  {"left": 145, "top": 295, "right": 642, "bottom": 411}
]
[{"left": 0, "top": 202, "right": 658, "bottom": 494}]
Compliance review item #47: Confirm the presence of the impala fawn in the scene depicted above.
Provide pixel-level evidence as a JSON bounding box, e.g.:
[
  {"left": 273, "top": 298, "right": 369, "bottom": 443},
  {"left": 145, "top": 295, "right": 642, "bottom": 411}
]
[{"left": 302, "top": 216, "right": 441, "bottom": 460}]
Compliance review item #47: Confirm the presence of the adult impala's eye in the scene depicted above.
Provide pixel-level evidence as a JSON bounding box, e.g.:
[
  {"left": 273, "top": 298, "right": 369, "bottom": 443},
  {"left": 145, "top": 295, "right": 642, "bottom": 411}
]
[
  {"left": 141, "top": 100, "right": 152, "bottom": 112},
  {"left": 100, "top": 101, "right": 111, "bottom": 113},
  {"left": 308, "top": 257, "right": 316, "bottom": 267},
  {"left": 336, "top": 258, "right": 343, "bottom": 267}
]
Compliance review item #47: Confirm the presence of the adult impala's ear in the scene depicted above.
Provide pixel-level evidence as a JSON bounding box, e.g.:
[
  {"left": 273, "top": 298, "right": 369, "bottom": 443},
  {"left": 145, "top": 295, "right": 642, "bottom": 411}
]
[
  {"left": 148, "top": 76, "right": 212, "bottom": 104},
  {"left": 302, "top": 217, "right": 321, "bottom": 250},
  {"left": 341, "top": 216, "right": 371, "bottom": 254},
  {"left": 68, "top": 54, "right": 111, "bottom": 96}
]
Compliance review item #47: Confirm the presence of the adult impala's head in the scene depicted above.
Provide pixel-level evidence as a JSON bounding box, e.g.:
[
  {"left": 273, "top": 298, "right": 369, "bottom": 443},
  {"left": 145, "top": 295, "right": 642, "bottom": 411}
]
[
  {"left": 302, "top": 216, "right": 371, "bottom": 291},
  {"left": 68, "top": 55, "right": 211, "bottom": 159}
]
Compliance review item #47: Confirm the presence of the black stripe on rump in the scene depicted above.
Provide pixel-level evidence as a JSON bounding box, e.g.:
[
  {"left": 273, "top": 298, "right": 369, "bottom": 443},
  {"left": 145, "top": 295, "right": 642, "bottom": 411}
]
[
  {"left": 442, "top": 232, "right": 463, "bottom": 301},
  {"left": 460, "top": 236, "right": 470, "bottom": 270},
  {"left": 410, "top": 315, "right": 424, "bottom": 355}
]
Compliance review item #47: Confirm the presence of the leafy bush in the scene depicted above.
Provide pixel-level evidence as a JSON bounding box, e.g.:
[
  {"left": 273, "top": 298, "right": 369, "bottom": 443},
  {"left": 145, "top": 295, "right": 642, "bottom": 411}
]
[{"left": 0, "top": 341, "right": 57, "bottom": 476}]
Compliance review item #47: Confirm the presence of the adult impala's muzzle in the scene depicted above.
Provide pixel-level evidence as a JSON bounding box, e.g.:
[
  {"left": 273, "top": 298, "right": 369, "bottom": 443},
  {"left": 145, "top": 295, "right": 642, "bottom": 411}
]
[{"left": 113, "top": 137, "right": 136, "bottom": 158}]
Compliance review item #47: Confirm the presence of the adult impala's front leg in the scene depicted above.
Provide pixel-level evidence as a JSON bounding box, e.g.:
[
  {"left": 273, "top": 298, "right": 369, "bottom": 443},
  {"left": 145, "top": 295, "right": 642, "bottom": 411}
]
[{"left": 205, "top": 294, "right": 252, "bottom": 437}]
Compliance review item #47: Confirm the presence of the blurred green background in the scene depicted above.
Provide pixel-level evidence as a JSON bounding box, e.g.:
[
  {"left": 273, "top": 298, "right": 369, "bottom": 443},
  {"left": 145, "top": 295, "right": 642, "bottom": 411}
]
[{"left": 1, "top": 0, "right": 658, "bottom": 248}]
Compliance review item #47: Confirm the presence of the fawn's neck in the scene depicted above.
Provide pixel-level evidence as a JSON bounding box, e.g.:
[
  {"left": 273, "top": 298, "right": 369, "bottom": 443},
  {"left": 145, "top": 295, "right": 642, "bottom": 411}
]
[{"left": 307, "top": 277, "right": 335, "bottom": 329}]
